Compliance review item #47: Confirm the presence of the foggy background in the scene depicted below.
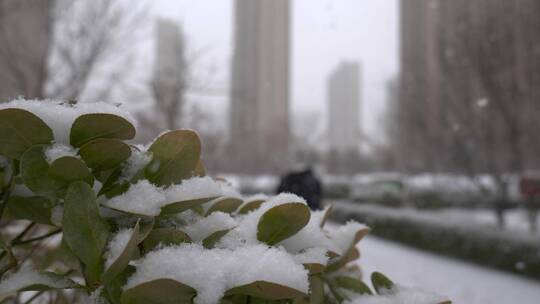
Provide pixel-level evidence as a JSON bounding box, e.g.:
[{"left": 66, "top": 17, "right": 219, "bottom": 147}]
[{"left": 1, "top": 1, "right": 540, "bottom": 303}]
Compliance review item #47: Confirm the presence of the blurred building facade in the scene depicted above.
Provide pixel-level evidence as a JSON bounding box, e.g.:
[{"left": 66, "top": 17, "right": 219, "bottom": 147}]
[
  {"left": 0, "top": 0, "right": 53, "bottom": 102},
  {"left": 394, "top": 0, "right": 540, "bottom": 174},
  {"left": 228, "top": 0, "right": 291, "bottom": 174},
  {"left": 326, "top": 61, "right": 362, "bottom": 173},
  {"left": 153, "top": 19, "right": 185, "bottom": 103},
  {"left": 137, "top": 18, "right": 187, "bottom": 142}
]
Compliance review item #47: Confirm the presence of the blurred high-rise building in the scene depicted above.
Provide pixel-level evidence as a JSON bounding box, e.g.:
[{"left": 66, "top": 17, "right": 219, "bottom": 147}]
[
  {"left": 326, "top": 61, "right": 361, "bottom": 173},
  {"left": 228, "top": 0, "right": 291, "bottom": 174},
  {"left": 153, "top": 18, "right": 186, "bottom": 130},
  {"left": 0, "top": 0, "right": 53, "bottom": 102},
  {"left": 137, "top": 18, "right": 187, "bottom": 142},
  {"left": 154, "top": 19, "right": 185, "bottom": 91}
]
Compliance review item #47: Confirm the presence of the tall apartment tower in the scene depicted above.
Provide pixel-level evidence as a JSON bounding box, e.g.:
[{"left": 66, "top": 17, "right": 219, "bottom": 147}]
[
  {"left": 326, "top": 61, "right": 361, "bottom": 173},
  {"left": 154, "top": 19, "right": 184, "bottom": 86},
  {"left": 327, "top": 62, "right": 361, "bottom": 153},
  {"left": 153, "top": 18, "right": 186, "bottom": 130},
  {"left": 229, "top": 0, "right": 291, "bottom": 173}
]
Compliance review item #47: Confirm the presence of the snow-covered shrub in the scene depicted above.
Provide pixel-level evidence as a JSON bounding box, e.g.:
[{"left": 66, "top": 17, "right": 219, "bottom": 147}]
[
  {"left": 0, "top": 99, "right": 450, "bottom": 304},
  {"left": 331, "top": 203, "right": 540, "bottom": 279}
]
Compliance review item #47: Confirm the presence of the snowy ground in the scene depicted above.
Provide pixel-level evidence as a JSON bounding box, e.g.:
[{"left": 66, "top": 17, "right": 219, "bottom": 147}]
[{"left": 359, "top": 236, "right": 540, "bottom": 304}]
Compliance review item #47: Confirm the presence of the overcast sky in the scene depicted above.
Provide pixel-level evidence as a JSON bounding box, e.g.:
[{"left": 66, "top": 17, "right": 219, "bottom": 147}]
[{"left": 150, "top": 0, "right": 398, "bottom": 138}]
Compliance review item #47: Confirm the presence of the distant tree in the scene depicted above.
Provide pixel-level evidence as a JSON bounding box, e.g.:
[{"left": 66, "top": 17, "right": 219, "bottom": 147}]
[
  {"left": 394, "top": 0, "right": 540, "bottom": 174},
  {"left": 46, "top": 0, "right": 148, "bottom": 101},
  {"left": 0, "top": 0, "right": 53, "bottom": 101},
  {"left": 390, "top": 0, "right": 540, "bottom": 229},
  {"left": 0, "top": 0, "right": 147, "bottom": 103}
]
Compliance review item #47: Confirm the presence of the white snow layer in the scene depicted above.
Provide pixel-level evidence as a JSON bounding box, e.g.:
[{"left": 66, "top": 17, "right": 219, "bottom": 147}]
[
  {"left": 218, "top": 182, "right": 242, "bottom": 199},
  {"left": 279, "top": 207, "right": 339, "bottom": 254},
  {"left": 44, "top": 143, "right": 78, "bottom": 163},
  {"left": 104, "top": 228, "right": 133, "bottom": 268},
  {"left": 120, "top": 145, "right": 152, "bottom": 181},
  {"left": 183, "top": 212, "right": 237, "bottom": 242},
  {"left": 327, "top": 221, "right": 369, "bottom": 255},
  {"left": 164, "top": 177, "right": 222, "bottom": 203},
  {"left": 293, "top": 247, "right": 329, "bottom": 265},
  {"left": 102, "top": 177, "right": 224, "bottom": 216},
  {"left": 0, "top": 98, "right": 137, "bottom": 144},
  {"left": 346, "top": 285, "right": 448, "bottom": 304},
  {"left": 218, "top": 193, "right": 308, "bottom": 248},
  {"left": 103, "top": 180, "right": 166, "bottom": 216},
  {"left": 0, "top": 265, "right": 67, "bottom": 300},
  {"left": 86, "top": 287, "right": 107, "bottom": 304},
  {"left": 125, "top": 244, "right": 309, "bottom": 304},
  {"left": 242, "top": 193, "right": 268, "bottom": 203}
]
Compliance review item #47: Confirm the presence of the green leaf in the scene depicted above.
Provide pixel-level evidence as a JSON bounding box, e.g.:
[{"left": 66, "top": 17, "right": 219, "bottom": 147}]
[
  {"left": 98, "top": 167, "right": 121, "bottom": 194},
  {"left": 102, "top": 221, "right": 141, "bottom": 284},
  {"left": 63, "top": 181, "right": 110, "bottom": 286},
  {"left": 70, "top": 113, "right": 136, "bottom": 148},
  {"left": 257, "top": 203, "right": 310, "bottom": 246},
  {"left": 334, "top": 276, "right": 372, "bottom": 295},
  {"left": 137, "top": 219, "right": 155, "bottom": 244},
  {"left": 194, "top": 160, "right": 205, "bottom": 177},
  {"left": 121, "top": 278, "right": 197, "bottom": 304},
  {"left": 371, "top": 272, "right": 394, "bottom": 294},
  {"left": 225, "top": 281, "right": 307, "bottom": 300},
  {"left": 205, "top": 198, "right": 243, "bottom": 215},
  {"left": 49, "top": 156, "right": 94, "bottom": 187},
  {"left": 142, "top": 228, "right": 191, "bottom": 253},
  {"left": 202, "top": 228, "right": 233, "bottom": 249},
  {"left": 104, "top": 265, "right": 136, "bottom": 304},
  {"left": 98, "top": 167, "right": 130, "bottom": 198},
  {"left": 0, "top": 108, "right": 53, "bottom": 159},
  {"left": 144, "top": 130, "right": 201, "bottom": 186},
  {"left": 79, "top": 138, "right": 131, "bottom": 171},
  {"left": 20, "top": 145, "right": 65, "bottom": 198},
  {"left": 160, "top": 197, "right": 217, "bottom": 215},
  {"left": 20, "top": 147, "right": 93, "bottom": 198},
  {"left": 6, "top": 196, "right": 55, "bottom": 225},
  {"left": 238, "top": 199, "right": 265, "bottom": 214}
]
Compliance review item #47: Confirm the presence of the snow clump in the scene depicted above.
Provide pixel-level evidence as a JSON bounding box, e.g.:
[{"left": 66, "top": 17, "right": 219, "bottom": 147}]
[
  {"left": 102, "top": 177, "right": 223, "bottom": 216},
  {"left": 125, "top": 243, "right": 309, "bottom": 304},
  {"left": 0, "top": 98, "right": 136, "bottom": 144},
  {"left": 44, "top": 143, "right": 78, "bottom": 163}
]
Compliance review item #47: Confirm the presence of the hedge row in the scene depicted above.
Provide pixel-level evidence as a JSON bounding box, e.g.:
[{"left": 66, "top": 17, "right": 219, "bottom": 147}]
[{"left": 330, "top": 202, "right": 540, "bottom": 280}]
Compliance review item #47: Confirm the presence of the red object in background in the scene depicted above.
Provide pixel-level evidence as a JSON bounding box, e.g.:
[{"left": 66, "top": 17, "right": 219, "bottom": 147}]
[{"left": 520, "top": 176, "right": 540, "bottom": 197}]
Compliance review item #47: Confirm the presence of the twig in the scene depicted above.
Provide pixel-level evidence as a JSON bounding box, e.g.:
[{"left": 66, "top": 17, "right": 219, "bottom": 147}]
[
  {"left": 12, "top": 229, "right": 62, "bottom": 246},
  {"left": 0, "top": 222, "right": 36, "bottom": 261},
  {"left": 0, "top": 161, "right": 15, "bottom": 222},
  {"left": 23, "top": 290, "right": 45, "bottom": 304}
]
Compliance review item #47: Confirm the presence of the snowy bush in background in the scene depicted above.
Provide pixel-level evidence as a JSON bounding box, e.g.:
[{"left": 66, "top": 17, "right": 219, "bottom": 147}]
[{"left": 0, "top": 99, "right": 450, "bottom": 304}]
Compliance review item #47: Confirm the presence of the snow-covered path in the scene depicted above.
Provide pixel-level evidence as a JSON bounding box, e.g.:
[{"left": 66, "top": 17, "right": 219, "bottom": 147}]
[{"left": 359, "top": 236, "right": 540, "bottom": 304}]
